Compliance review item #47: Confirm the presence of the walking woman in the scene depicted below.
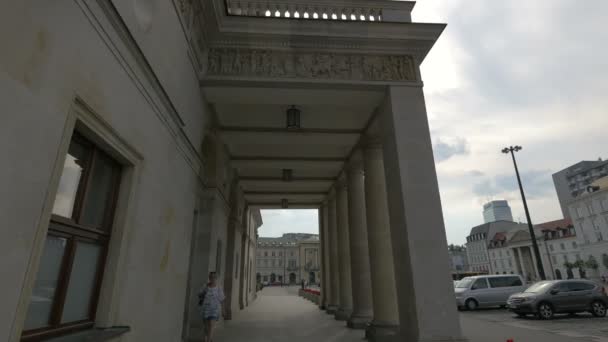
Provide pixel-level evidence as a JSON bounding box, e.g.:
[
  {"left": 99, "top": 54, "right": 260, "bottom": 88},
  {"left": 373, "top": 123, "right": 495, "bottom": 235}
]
[{"left": 198, "top": 271, "right": 225, "bottom": 342}]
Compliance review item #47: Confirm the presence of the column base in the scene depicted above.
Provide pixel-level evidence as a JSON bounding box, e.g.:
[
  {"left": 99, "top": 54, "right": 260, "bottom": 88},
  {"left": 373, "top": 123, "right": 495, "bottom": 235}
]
[
  {"left": 334, "top": 308, "right": 352, "bottom": 321},
  {"left": 365, "top": 322, "right": 399, "bottom": 342},
  {"left": 325, "top": 305, "right": 338, "bottom": 315},
  {"left": 347, "top": 315, "right": 371, "bottom": 329}
]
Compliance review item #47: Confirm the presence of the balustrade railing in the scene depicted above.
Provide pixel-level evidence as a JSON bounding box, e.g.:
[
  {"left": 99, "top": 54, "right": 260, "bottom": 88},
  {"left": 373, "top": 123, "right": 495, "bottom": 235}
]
[{"left": 225, "top": 0, "right": 413, "bottom": 23}]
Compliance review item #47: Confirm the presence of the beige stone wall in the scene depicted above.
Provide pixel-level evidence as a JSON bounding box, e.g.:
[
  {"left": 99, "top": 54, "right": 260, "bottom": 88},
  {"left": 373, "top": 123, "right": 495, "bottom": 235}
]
[{"left": 0, "top": 1, "right": 218, "bottom": 341}]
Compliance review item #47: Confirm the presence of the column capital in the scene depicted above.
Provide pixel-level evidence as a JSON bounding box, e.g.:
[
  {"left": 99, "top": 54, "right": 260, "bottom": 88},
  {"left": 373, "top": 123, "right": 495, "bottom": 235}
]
[
  {"left": 360, "top": 134, "right": 383, "bottom": 149},
  {"left": 346, "top": 149, "right": 364, "bottom": 176}
]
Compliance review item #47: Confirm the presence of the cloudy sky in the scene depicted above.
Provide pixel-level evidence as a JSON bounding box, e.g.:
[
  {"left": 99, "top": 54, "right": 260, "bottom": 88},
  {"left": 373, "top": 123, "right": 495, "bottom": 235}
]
[{"left": 260, "top": 1, "right": 608, "bottom": 243}]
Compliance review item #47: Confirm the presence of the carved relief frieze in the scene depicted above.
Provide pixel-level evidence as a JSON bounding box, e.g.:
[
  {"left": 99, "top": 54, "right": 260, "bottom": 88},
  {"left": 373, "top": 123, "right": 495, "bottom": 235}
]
[{"left": 205, "top": 48, "right": 416, "bottom": 82}]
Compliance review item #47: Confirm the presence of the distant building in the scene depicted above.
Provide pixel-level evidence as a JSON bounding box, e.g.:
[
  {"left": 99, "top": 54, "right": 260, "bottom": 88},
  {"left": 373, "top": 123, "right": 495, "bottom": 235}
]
[
  {"left": 466, "top": 221, "right": 525, "bottom": 273},
  {"left": 537, "top": 219, "right": 582, "bottom": 280},
  {"left": 552, "top": 159, "right": 608, "bottom": 218},
  {"left": 567, "top": 176, "right": 608, "bottom": 279},
  {"left": 256, "top": 233, "right": 320, "bottom": 285},
  {"left": 487, "top": 219, "right": 582, "bottom": 282},
  {"left": 482, "top": 200, "right": 513, "bottom": 223},
  {"left": 447, "top": 245, "right": 468, "bottom": 274}
]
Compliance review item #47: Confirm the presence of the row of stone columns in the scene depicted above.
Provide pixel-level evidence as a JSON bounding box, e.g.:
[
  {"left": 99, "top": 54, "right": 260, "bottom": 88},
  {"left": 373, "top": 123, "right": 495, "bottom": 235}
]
[
  {"left": 321, "top": 143, "right": 400, "bottom": 340},
  {"left": 319, "top": 86, "right": 465, "bottom": 342}
]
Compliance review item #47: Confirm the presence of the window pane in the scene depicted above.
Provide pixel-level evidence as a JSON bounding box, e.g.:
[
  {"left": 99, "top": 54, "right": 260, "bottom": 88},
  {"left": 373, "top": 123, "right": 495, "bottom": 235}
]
[
  {"left": 509, "top": 277, "right": 522, "bottom": 286},
  {"left": 488, "top": 277, "right": 505, "bottom": 288},
  {"left": 568, "top": 282, "right": 594, "bottom": 292},
  {"left": 52, "top": 141, "right": 89, "bottom": 218},
  {"left": 61, "top": 242, "right": 102, "bottom": 323},
  {"left": 80, "top": 153, "right": 117, "bottom": 229},
  {"left": 473, "top": 279, "right": 488, "bottom": 289},
  {"left": 23, "top": 236, "right": 68, "bottom": 330}
]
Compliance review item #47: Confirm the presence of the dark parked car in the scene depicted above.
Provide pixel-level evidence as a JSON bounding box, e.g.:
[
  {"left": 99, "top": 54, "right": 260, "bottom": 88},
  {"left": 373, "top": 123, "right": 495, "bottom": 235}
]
[{"left": 507, "top": 279, "right": 608, "bottom": 319}]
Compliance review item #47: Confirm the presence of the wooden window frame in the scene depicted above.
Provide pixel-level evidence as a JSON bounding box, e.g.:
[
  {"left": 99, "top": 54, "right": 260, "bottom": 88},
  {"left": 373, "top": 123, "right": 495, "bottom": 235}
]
[{"left": 22, "top": 133, "right": 121, "bottom": 341}]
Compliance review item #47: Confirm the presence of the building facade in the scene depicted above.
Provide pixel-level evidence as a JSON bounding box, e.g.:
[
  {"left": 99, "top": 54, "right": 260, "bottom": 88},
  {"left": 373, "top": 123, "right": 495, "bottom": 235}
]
[
  {"left": 466, "top": 221, "right": 525, "bottom": 273},
  {"left": 1, "top": 1, "right": 464, "bottom": 341},
  {"left": 483, "top": 200, "right": 514, "bottom": 223},
  {"left": 487, "top": 219, "right": 583, "bottom": 282},
  {"left": 553, "top": 159, "right": 608, "bottom": 218},
  {"left": 257, "top": 233, "right": 320, "bottom": 285},
  {"left": 568, "top": 177, "right": 608, "bottom": 279},
  {"left": 447, "top": 245, "right": 468, "bottom": 274}
]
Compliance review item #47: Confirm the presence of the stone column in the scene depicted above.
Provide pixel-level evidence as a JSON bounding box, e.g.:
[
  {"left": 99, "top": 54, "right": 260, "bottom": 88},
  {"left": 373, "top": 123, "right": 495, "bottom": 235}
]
[
  {"left": 326, "top": 190, "right": 339, "bottom": 314},
  {"left": 516, "top": 248, "right": 528, "bottom": 281},
  {"left": 335, "top": 175, "right": 353, "bottom": 321},
  {"left": 345, "top": 151, "right": 373, "bottom": 329},
  {"left": 379, "top": 86, "right": 465, "bottom": 341},
  {"left": 529, "top": 246, "right": 540, "bottom": 280},
  {"left": 320, "top": 202, "right": 331, "bottom": 309},
  {"left": 362, "top": 138, "right": 400, "bottom": 341}
]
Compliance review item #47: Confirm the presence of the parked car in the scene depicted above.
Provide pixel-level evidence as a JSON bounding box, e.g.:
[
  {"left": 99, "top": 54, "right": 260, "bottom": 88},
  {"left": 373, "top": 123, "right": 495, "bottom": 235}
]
[
  {"left": 455, "top": 275, "right": 526, "bottom": 310},
  {"left": 507, "top": 279, "right": 608, "bottom": 319}
]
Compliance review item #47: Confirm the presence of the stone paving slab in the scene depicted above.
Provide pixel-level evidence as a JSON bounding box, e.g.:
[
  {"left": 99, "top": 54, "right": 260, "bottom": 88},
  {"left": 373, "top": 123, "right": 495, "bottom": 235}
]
[{"left": 213, "top": 286, "right": 365, "bottom": 342}]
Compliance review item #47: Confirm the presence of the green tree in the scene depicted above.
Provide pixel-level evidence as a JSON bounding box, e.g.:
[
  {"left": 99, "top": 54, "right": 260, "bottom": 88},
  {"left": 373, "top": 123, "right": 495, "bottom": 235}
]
[
  {"left": 586, "top": 255, "right": 599, "bottom": 270},
  {"left": 573, "top": 260, "right": 586, "bottom": 269}
]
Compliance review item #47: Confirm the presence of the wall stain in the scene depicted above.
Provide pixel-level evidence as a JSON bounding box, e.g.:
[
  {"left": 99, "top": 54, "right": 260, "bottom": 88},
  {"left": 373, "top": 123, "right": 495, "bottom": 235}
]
[
  {"left": 161, "top": 205, "right": 175, "bottom": 226},
  {"left": 160, "top": 239, "right": 170, "bottom": 272},
  {"left": 21, "top": 30, "right": 49, "bottom": 88}
]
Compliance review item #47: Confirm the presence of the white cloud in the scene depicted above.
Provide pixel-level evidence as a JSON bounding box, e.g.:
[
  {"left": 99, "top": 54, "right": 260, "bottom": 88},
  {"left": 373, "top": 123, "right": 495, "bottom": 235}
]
[
  {"left": 414, "top": 0, "right": 608, "bottom": 244},
  {"left": 258, "top": 209, "right": 319, "bottom": 237},
  {"left": 254, "top": 2, "right": 607, "bottom": 246}
]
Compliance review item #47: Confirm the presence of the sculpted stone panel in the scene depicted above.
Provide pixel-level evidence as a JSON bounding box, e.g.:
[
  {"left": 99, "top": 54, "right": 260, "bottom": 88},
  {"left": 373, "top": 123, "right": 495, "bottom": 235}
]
[{"left": 205, "top": 48, "right": 416, "bottom": 82}]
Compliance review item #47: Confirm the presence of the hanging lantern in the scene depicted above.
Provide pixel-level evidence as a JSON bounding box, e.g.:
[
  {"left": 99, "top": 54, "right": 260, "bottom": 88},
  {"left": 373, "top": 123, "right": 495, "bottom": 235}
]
[{"left": 286, "top": 105, "right": 301, "bottom": 130}]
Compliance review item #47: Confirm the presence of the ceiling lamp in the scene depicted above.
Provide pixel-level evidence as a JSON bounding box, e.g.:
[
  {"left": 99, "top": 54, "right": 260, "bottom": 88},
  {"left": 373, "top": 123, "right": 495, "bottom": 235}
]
[
  {"left": 281, "top": 198, "right": 288, "bottom": 209},
  {"left": 282, "top": 169, "right": 293, "bottom": 182},
  {"left": 286, "top": 105, "right": 301, "bottom": 130}
]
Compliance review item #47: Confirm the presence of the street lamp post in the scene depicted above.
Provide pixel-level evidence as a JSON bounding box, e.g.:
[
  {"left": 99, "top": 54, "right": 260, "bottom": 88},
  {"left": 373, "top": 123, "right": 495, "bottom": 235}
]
[{"left": 502, "top": 145, "right": 546, "bottom": 280}]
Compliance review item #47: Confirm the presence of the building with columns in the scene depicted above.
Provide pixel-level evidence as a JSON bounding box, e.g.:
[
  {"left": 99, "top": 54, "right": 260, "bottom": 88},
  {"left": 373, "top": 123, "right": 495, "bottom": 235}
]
[
  {"left": 1, "top": 1, "right": 464, "bottom": 342},
  {"left": 466, "top": 221, "right": 525, "bottom": 273},
  {"left": 256, "top": 233, "right": 320, "bottom": 285},
  {"left": 487, "top": 219, "right": 584, "bottom": 282}
]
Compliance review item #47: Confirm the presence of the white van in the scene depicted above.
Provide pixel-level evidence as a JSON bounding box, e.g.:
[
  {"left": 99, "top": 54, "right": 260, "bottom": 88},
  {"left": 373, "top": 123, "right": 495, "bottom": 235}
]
[{"left": 455, "top": 275, "right": 525, "bottom": 310}]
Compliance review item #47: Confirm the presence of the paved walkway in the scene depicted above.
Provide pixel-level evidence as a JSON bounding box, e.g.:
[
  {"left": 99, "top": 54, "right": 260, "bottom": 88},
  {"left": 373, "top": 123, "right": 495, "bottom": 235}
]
[
  {"left": 214, "top": 286, "right": 364, "bottom": 342},
  {"left": 214, "top": 286, "right": 605, "bottom": 342},
  {"left": 461, "top": 309, "right": 608, "bottom": 342}
]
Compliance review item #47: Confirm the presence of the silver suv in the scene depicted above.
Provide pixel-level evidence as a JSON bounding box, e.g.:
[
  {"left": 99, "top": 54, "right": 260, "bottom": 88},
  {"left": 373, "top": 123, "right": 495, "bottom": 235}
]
[
  {"left": 507, "top": 279, "right": 608, "bottom": 319},
  {"left": 455, "top": 275, "right": 526, "bottom": 310}
]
